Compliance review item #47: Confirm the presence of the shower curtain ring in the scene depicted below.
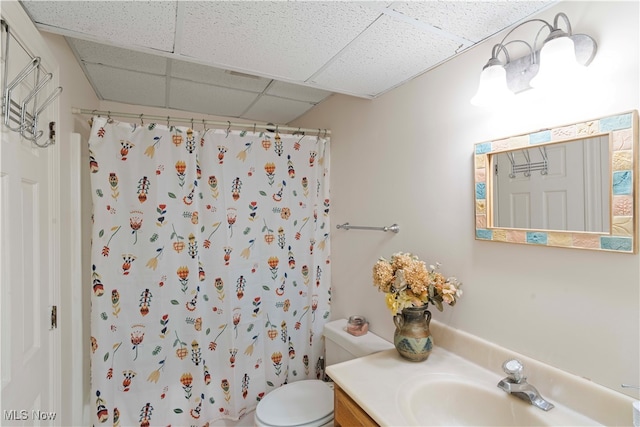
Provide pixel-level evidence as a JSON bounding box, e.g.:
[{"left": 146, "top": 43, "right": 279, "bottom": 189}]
[
  {"left": 253, "top": 123, "right": 256, "bottom": 134},
  {"left": 202, "top": 119, "right": 207, "bottom": 133},
  {"left": 107, "top": 111, "right": 113, "bottom": 123},
  {"left": 167, "top": 116, "right": 170, "bottom": 128},
  {"left": 88, "top": 110, "right": 98, "bottom": 127},
  {"left": 139, "top": 114, "right": 144, "bottom": 126},
  {"left": 226, "top": 121, "right": 231, "bottom": 138},
  {"left": 191, "top": 118, "right": 194, "bottom": 130}
]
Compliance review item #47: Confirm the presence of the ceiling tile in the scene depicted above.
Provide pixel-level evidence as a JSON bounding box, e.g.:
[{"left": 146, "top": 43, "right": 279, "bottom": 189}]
[
  {"left": 243, "top": 96, "right": 316, "bottom": 124},
  {"left": 170, "top": 60, "right": 271, "bottom": 92},
  {"left": 85, "top": 64, "right": 166, "bottom": 107},
  {"left": 22, "top": 0, "right": 176, "bottom": 51},
  {"left": 179, "top": 1, "right": 383, "bottom": 81},
  {"left": 392, "top": 1, "right": 555, "bottom": 43},
  {"left": 68, "top": 38, "right": 167, "bottom": 75},
  {"left": 168, "top": 80, "right": 259, "bottom": 118},
  {"left": 311, "top": 14, "right": 462, "bottom": 97},
  {"left": 20, "top": 0, "right": 557, "bottom": 121},
  {"left": 266, "top": 81, "right": 332, "bottom": 103}
]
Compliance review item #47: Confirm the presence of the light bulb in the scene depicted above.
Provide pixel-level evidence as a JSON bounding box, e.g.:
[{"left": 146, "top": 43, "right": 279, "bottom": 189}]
[
  {"left": 530, "top": 36, "right": 585, "bottom": 89},
  {"left": 471, "top": 63, "right": 515, "bottom": 107}
]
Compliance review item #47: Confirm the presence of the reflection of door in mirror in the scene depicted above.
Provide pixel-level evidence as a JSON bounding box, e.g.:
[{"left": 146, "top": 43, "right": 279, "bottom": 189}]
[{"left": 492, "top": 136, "right": 609, "bottom": 232}]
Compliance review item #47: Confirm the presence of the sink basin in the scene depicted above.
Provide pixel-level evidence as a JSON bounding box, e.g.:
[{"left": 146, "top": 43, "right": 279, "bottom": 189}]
[
  {"left": 327, "top": 333, "right": 632, "bottom": 427},
  {"left": 399, "top": 374, "right": 600, "bottom": 426}
]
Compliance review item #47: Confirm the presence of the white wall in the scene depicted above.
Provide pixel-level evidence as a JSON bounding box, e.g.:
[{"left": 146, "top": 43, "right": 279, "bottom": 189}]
[{"left": 293, "top": 1, "right": 640, "bottom": 397}]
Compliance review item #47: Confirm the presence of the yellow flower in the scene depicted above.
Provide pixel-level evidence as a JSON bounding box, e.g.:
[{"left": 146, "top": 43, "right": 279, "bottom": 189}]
[
  {"left": 386, "top": 292, "right": 421, "bottom": 314},
  {"left": 147, "top": 369, "right": 160, "bottom": 383},
  {"left": 146, "top": 256, "right": 159, "bottom": 270},
  {"left": 385, "top": 293, "right": 399, "bottom": 313},
  {"left": 144, "top": 145, "right": 155, "bottom": 158},
  {"left": 240, "top": 247, "right": 251, "bottom": 259},
  {"left": 244, "top": 343, "right": 254, "bottom": 356}
]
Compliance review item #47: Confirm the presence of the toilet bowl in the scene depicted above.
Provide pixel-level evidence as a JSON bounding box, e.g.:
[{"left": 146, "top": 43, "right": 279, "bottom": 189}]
[
  {"left": 253, "top": 318, "right": 393, "bottom": 427},
  {"left": 254, "top": 379, "right": 334, "bottom": 427}
]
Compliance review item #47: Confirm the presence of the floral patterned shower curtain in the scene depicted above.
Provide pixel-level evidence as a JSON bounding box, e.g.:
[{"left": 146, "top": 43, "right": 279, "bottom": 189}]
[{"left": 88, "top": 116, "right": 331, "bottom": 426}]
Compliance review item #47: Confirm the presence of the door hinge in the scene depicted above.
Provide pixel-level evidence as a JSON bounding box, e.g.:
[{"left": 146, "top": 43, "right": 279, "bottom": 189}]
[{"left": 50, "top": 305, "right": 57, "bottom": 329}]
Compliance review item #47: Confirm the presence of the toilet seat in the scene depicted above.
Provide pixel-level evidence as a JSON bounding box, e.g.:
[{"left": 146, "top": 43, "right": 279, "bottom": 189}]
[{"left": 254, "top": 380, "right": 334, "bottom": 427}]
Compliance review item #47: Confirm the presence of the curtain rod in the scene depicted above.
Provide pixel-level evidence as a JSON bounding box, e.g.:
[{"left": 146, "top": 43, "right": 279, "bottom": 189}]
[{"left": 71, "top": 107, "right": 331, "bottom": 136}]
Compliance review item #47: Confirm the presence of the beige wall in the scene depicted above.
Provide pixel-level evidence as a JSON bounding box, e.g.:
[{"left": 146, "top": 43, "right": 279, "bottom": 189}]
[{"left": 293, "top": 1, "right": 640, "bottom": 396}]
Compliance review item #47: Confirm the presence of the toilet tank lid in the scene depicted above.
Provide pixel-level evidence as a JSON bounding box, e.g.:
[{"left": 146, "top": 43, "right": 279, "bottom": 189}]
[{"left": 323, "top": 319, "right": 393, "bottom": 358}]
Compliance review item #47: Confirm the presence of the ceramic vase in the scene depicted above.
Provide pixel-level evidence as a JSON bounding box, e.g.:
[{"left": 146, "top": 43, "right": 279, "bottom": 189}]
[{"left": 393, "top": 305, "right": 433, "bottom": 362}]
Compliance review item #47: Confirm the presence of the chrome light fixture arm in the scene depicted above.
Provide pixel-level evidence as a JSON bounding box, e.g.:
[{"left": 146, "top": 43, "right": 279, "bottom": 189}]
[
  {"left": 497, "top": 18, "right": 554, "bottom": 52},
  {"left": 471, "top": 12, "right": 597, "bottom": 106},
  {"left": 546, "top": 12, "right": 573, "bottom": 43}
]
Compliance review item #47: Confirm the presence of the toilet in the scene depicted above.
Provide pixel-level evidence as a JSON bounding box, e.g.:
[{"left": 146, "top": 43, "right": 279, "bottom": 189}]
[{"left": 254, "top": 318, "right": 394, "bottom": 427}]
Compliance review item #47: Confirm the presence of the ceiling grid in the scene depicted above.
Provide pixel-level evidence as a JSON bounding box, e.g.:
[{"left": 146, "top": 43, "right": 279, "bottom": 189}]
[{"left": 20, "top": 0, "right": 557, "bottom": 123}]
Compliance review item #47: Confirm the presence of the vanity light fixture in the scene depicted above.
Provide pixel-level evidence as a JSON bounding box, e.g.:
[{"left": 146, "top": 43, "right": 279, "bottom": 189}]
[{"left": 470, "top": 12, "right": 597, "bottom": 107}]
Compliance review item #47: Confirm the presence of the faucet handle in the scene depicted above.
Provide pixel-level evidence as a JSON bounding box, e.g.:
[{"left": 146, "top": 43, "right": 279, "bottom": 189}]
[{"left": 502, "top": 359, "right": 526, "bottom": 383}]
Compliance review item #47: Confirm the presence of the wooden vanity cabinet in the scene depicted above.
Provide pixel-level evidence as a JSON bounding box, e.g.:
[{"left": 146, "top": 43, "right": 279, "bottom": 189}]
[{"left": 333, "top": 383, "right": 379, "bottom": 427}]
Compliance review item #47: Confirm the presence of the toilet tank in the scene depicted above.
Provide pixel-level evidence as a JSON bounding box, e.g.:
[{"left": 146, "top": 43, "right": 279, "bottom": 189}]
[{"left": 323, "top": 319, "right": 394, "bottom": 366}]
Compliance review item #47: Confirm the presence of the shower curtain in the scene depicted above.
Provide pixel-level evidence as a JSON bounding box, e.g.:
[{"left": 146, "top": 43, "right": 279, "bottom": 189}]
[{"left": 88, "top": 116, "right": 331, "bottom": 426}]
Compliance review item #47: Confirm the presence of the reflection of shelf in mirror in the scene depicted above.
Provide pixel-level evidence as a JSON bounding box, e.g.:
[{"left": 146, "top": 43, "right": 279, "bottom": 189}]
[
  {"left": 492, "top": 135, "right": 610, "bottom": 233},
  {"left": 506, "top": 147, "right": 548, "bottom": 178}
]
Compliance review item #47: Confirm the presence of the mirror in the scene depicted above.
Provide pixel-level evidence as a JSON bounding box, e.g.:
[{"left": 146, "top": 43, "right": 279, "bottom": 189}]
[
  {"left": 474, "top": 111, "right": 638, "bottom": 253},
  {"left": 492, "top": 136, "right": 609, "bottom": 232}
]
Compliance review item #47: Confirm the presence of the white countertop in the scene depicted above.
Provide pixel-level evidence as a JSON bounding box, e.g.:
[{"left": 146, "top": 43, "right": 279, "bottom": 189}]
[{"left": 326, "top": 324, "right": 635, "bottom": 426}]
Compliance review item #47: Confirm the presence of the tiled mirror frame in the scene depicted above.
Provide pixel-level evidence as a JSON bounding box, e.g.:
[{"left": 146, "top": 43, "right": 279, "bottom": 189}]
[{"left": 474, "top": 110, "right": 638, "bottom": 253}]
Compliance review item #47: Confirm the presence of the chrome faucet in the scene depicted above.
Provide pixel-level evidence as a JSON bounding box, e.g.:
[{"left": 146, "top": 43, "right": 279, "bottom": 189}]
[{"left": 497, "top": 359, "right": 555, "bottom": 411}]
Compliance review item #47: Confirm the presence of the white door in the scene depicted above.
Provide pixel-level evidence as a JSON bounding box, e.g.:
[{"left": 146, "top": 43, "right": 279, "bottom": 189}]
[
  {"left": 495, "top": 142, "right": 584, "bottom": 230},
  {"left": 1, "top": 6, "right": 60, "bottom": 426},
  {"left": 493, "top": 138, "right": 607, "bottom": 232}
]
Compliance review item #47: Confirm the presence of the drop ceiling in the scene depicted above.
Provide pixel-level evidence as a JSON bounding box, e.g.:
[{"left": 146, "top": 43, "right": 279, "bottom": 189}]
[{"left": 19, "top": 1, "right": 556, "bottom": 124}]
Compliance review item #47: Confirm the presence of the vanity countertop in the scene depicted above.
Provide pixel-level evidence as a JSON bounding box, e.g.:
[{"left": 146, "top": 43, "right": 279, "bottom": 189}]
[{"left": 326, "top": 325, "right": 635, "bottom": 427}]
